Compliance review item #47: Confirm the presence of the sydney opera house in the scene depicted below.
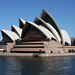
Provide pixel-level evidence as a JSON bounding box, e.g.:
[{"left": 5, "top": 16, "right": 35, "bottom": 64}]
[{"left": 0, "top": 9, "right": 74, "bottom": 54}]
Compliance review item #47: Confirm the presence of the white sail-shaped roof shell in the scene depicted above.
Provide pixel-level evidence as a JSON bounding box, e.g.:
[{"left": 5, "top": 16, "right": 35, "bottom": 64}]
[
  {"left": 61, "top": 30, "right": 71, "bottom": 45},
  {"left": 39, "top": 26, "right": 56, "bottom": 40},
  {"left": 19, "top": 18, "right": 26, "bottom": 25},
  {"left": 19, "top": 18, "right": 26, "bottom": 29},
  {"left": 34, "top": 17, "right": 61, "bottom": 43},
  {"left": 1, "top": 30, "right": 20, "bottom": 42},
  {"left": 40, "top": 9, "right": 64, "bottom": 44},
  {"left": 11, "top": 25, "right": 22, "bottom": 37},
  {"left": 46, "top": 23, "right": 61, "bottom": 43},
  {"left": 22, "top": 21, "right": 56, "bottom": 40}
]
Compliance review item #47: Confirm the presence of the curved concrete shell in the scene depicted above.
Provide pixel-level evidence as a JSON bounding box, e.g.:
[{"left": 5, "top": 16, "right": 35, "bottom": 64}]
[
  {"left": 39, "top": 26, "right": 56, "bottom": 40},
  {"left": 11, "top": 25, "right": 22, "bottom": 37},
  {"left": 61, "top": 30, "right": 71, "bottom": 45},
  {"left": 34, "top": 17, "right": 50, "bottom": 31},
  {"left": 1, "top": 30, "right": 20, "bottom": 42},
  {"left": 34, "top": 17, "right": 61, "bottom": 43},
  {"left": 46, "top": 23, "right": 61, "bottom": 43},
  {"left": 19, "top": 18, "right": 26, "bottom": 29},
  {"left": 40, "top": 9, "right": 64, "bottom": 44},
  {"left": 22, "top": 21, "right": 56, "bottom": 41}
]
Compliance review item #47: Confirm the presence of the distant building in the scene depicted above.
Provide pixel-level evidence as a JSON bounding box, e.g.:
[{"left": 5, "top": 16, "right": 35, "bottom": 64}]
[{"left": 71, "top": 37, "right": 75, "bottom": 46}]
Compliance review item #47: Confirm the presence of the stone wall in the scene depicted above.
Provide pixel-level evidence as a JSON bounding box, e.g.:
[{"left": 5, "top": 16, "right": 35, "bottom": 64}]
[
  {"left": 0, "top": 42, "right": 15, "bottom": 53},
  {"left": 0, "top": 44, "right": 7, "bottom": 50},
  {"left": 1, "top": 41, "right": 75, "bottom": 54},
  {"left": 44, "top": 40, "right": 64, "bottom": 54}
]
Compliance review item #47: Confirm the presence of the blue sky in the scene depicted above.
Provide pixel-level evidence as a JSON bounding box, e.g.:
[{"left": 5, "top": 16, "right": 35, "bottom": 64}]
[{"left": 0, "top": 0, "right": 75, "bottom": 41}]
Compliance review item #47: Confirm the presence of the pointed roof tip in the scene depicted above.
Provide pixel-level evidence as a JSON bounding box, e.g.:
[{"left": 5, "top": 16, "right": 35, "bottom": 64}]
[
  {"left": 41, "top": 9, "right": 50, "bottom": 14},
  {"left": 34, "top": 16, "right": 45, "bottom": 22},
  {"left": 42, "top": 9, "right": 46, "bottom": 11},
  {"left": 11, "top": 25, "right": 16, "bottom": 28},
  {"left": 23, "top": 21, "right": 31, "bottom": 26},
  {"left": 35, "top": 16, "right": 39, "bottom": 19},
  {"left": 35, "top": 16, "right": 42, "bottom": 20},
  {"left": 1, "top": 29, "right": 5, "bottom": 31},
  {"left": 35, "top": 16, "right": 38, "bottom": 18},
  {"left": 25, "top": 21, "right": 36, "bottom": 26},
  {"left": 19, "top": 18, "right": 21, "bottom": 19},
  {"left": 11, "top": 25, "right": 14, "bottom": 27},
  {"left": 36, "top": 16, "right": 39, "bottom": 19},
  {"left": 19, "top": 18, "right": 26, "bottom": 24},
  {"left": 19, "top": 18, "right": 22, "bottom": 21},
  {"left": 40, "top": 9, "right": 47, "bottom": 17},
  {"left": 36, "top": 16, "right": 43, "bottom": 20},
  {"left": 11, "top": 24, "right": 18, "bottom": 27},
  {"left": 40, "top": 9, "right": 54, "bottom": 18},
  {"left": 34, "top": 16, "right": 45, "bottom": 23},
  {"left": 25, "top": 21, "right": 31, "bottom": 24},
  {"left": 19, "top": 18, "right": 25, "bottom": 21},
  {"left": 19, "top": 18, "right": 22, "bottom": 20},
  {"left": 11, "top": 25, "right": 17, "bottom": 29},
  {"left": 33, "top": 16, "right": 39, "bottom": 22},
  {"left": 41, "top": 9, "right": 47, "bottom": 13}
]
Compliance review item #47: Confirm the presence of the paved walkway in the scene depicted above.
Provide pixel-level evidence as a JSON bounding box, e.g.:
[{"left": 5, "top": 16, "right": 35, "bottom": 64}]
[{"left": 0, "top": 53, "right": 75, "bottom": 57}]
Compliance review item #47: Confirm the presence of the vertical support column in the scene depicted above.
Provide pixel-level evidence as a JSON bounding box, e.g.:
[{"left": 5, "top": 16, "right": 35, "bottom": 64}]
[{"left": 7, "top": 42, "right": 15, "bottom": 53}]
